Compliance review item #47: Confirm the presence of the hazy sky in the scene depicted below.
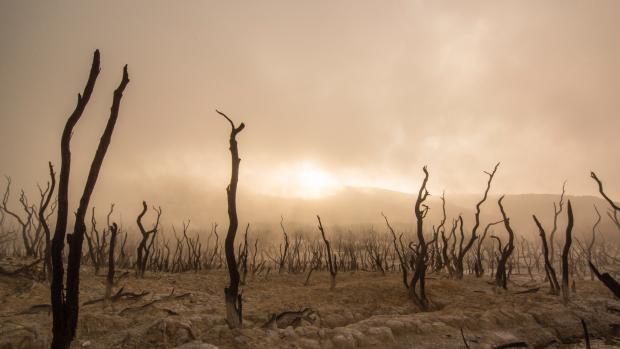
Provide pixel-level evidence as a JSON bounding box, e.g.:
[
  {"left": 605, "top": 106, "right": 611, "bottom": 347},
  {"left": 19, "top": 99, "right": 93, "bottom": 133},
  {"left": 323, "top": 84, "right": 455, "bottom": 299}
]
[{"left": 1, "top": 0, "right": 619, "bottom": 212}]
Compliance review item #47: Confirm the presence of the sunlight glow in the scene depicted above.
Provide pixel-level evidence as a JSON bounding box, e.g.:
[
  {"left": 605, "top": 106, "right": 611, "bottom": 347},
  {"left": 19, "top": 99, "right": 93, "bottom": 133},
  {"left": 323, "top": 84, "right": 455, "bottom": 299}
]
[
  {"left": 258, "top": 161, "right": 342, "bottom": 199},
  {"left": 296, "top": 162, "right": 341, "bottom": 198}
]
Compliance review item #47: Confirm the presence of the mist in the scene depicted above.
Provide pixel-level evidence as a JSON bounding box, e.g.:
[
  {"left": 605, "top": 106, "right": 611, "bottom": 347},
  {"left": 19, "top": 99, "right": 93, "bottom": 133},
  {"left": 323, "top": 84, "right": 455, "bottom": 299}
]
[{"left": 1, "top": 1, "right": 619, "bottom": 223}]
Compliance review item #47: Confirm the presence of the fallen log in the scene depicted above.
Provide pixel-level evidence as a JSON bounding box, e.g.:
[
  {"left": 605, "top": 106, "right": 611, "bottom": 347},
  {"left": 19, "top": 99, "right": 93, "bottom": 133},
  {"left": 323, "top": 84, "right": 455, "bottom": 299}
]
[
  {"left": 493, "top": 342, "right": 527, "bottom": 349},
  {"left": 513, "top": 287, "right": 540, "bottom": 295},
  {"left": 589, "top": 261, "right": 620, "bottom": 298}
]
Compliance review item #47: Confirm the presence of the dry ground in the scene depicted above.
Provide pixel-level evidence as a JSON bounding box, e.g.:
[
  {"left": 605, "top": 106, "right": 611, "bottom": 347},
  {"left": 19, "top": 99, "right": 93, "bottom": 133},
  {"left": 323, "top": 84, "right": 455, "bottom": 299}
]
[{"left": 2, "top": 259, "right": 620, "bottom": 348}]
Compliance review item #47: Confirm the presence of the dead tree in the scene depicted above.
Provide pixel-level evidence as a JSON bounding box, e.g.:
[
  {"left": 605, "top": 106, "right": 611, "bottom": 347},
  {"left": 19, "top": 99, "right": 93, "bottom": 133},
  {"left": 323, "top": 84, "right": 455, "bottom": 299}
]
[
  {"left": 549, "top": 182, "right": 566, "bottom": 267},
  {"left": 105, "top": 223, "right": 118, "bottom": 305},
  {"left": 442, "top": 219, "right": 457, "bottom": 277},
  {"left": 383, "top": 212, "right": 408, "bottom": 288},
  {"left": 135, "top": 201, "right": 162, "bottom": 278},
  {"left": 278, "top": 215, "right": 290, "bottom": 274},
  {"left": 205, "top": 223, "right": 220, "bottom": 270},
  {"left": 0, "top": 211, "right": 14, "bottom": 256},
  {"left": 38, "top": 162, "right": 56, "bottom": 280},
  {"left": 303, "top": 241, "right": 323, "bottom": 286},
  {"left": 317, "top": 215, "right": 337, "bottom": 290},
  {"left": 51, "top": 50, "right": 129, "bottom": 349},
  {"left": 455, "top": 163, "right": 499, "bottom": 279},
  {"left": 1, "top": 177, "right": 36, "bottom": 256},
  {"left": 589, "top": 261, "right": 620, "bottom": 298},
  {"left": 561, "top": 200, "right": 574, "bottom": 304},
  {"left": 431, "top": 192, "right": 447, "bottom": 273},
  {"left": 533, "top": 215, "right": 560, "bottom": 295},
  {"left": 588, "top": 172, "right": 620, "bottom": 295},
  {"left": 591, "top": 172, "right": 620, "bottom": 230},
  {"left": 589, "top": 205, "right": 600, "bottom": 260},
  {"left": 409, "top": 166, "right": 430, "bottom": 308},
  {"left": 495, "top": 195, "right": 515, "bottom": 289},
  {"left": 85, "top": 207, "right": 106, "bottom": 274},
  {"left": 588, "top": 205, "right": 600, "bottom": 280},
  {"left": 474, "top": 220, "right": 504, "bottom": 277},
  {"left": 240, "top": 223, "right": 249, "bottom": 285},
  {"left": 217, "top": 109, "right": 245, "bottom": 329}
]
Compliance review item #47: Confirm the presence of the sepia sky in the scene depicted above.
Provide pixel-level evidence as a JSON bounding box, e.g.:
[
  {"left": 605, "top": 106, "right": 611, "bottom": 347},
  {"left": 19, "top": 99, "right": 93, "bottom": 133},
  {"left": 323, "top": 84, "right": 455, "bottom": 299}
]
[{"left": 1, "top": 0, "right": 619, "bottom": 212}]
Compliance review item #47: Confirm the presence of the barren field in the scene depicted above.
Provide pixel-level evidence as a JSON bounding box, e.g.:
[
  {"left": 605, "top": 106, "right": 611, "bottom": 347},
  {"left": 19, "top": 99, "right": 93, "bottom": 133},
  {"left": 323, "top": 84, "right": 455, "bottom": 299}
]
[{"left": 2, "top": 260, "right": 620, "bottom": 349}]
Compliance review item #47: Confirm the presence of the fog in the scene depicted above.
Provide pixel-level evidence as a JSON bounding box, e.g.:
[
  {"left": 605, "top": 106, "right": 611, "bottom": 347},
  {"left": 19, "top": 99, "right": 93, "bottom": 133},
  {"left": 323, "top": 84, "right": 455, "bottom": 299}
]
[{"left": 1, "top": 1, "right": 619, "bottom": 226}]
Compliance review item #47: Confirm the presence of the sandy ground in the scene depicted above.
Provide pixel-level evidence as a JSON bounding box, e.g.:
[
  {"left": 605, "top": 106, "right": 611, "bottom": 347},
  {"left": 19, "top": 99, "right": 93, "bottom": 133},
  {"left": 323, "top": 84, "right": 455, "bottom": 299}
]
[{"left": 2, "top": 260, "right": 620, "bottom": 348}]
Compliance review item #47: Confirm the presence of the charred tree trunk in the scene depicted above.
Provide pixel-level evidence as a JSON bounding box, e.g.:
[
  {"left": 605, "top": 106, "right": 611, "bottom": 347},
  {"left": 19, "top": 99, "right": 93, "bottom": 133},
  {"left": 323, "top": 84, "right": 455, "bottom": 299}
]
[
  {"left": 39, "top": 162, "right": 56, "bottom": 281},
  {"left": 135, "top": 201, "right": 161, "bottom": 278},
  {"left": 589, "top": 261, "right": 620, "bottom": 298},
  {"left": 105, "top": 223, "right": 118, "bottom": 305},
  {"left": 591, "top": 172, "right": 620, "bottom": 230},
  {"left": 383, "top": 212, "right": 408, "bottom": 289},
  {"left": 455, "top": 163, "right": 499, "bottom": 279},
  {"left": 549, "top": 183, "right": 566, "bottom": 270},
  {"left": 317, "top": 215, "right": 337, "bottom": 290},
  {"left": 495, "top": 196, "right": 515, "bottom": 290},
  {"left": 240, "top": 223, "right": 249, "bottom": 285},
  {"left": 279, "top": 216, "right": 290, "bottom": 274},
  {"left": 533, "top": 215, "right": 560, "bottom": 295},
  {"left": 51, "top": 50, "right": 129, "bottom": 349},
  {"left": 561, "top": 200, "right": 574, "bottom": 304},
  {"left": 474, "top": 220, "right": 503, "bottom": 278},
  {"left": 217, "top": 110, "right": 245, "bottom": 329},
  {"left": 410, "top": 166, "right": 430, "bottom": 309}
]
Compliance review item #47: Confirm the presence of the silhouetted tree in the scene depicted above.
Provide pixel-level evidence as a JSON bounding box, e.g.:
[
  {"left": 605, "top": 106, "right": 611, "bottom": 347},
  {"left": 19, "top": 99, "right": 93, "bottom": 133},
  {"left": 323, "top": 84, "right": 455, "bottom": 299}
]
[
  {"left": 136, "top": 201, "right": 162, "bottom": 278},
  {"left": 217, "top": 109, "right": 245, "bottom": 329},
  {"left": 591, "top": 172, "right": 620, "bottom": 230},
  {"left": 549, "top": 182, "right": 566, "bottom": 267},
  {"left": 105, "top": 223, "right": 118, "bottom": 305},
  {"left": 317, "top": 215, "right": 337, "bottom": 290},
  {"left": 588, "top": 171, "right": 620, "bottom": 296},
  {"left": 494, "top": 195, "right": 515, "bottom": 289},
  {"left": 50, "top": 50, "right": 129, "bottom": 349},
  {"left": 278, "top": 215, "right": 290, "bottom": 274},
  {"left": 383, "top": 212, "right": 408, "bottom": 289},
  {"left": 1, "top": 177, "right": 36, "bottom": 257},
  {"left": 474, "top": 220, "right": 503, "bottom": 278},
  {"left": 410, "top": 166, "right": 430, "bottom": 308},
  {"left": 533, "top": 215, "right": 560, "bottom": 295},
  {"left": 454, "top": 163, "right": 499, "bottom": 279},
  {"left": 38, "top": 162, "right": 56, "bottom": 280},
  {"left": 561, "top": 201, "right": 574, "bottom": 303}
]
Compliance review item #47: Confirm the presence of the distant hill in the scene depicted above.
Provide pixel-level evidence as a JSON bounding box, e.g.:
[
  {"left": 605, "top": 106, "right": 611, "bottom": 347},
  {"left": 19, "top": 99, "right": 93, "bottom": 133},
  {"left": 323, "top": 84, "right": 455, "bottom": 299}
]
[
  {"left": 243, "top": 187, "right": 618, "bottom": 240},
  {"left": 92, "top": 178, "right": 618, "bottom": 241}
]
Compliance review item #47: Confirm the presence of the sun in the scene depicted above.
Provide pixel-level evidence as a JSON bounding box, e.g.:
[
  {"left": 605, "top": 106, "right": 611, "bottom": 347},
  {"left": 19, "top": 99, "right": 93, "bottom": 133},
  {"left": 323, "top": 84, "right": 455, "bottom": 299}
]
[
  {"left": 296, "top": 162, "right": 340, "bottom": 198},
  {"left": 256, "top": 160, "right": 342, "bottom": 198}
]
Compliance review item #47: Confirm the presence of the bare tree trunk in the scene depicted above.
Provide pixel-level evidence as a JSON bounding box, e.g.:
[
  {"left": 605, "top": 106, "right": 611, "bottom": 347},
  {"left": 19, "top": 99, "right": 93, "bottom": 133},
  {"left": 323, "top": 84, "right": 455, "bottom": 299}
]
[
  {"left": 591, "top": 172, "right": 620, "bottom": 230},
  {"left": 317, "top": 215, "right": 337, "bottom": 290},
  {"left": 135, "top": 201, "right": 161, "bottom": 278},
  {"left": 495, "top": 196, "right": 515, "bottom": 290},
  {"left": 217, "top": 110, "right": 245, "bottom": 329},
  {"left": 589, "top": 261, "right": 620, "bottom": 298},
  {"left": 549, "top": 182, "right": 566, "bottom": 269},
  {"left": 561, "top": 201, "right": 574, "bottom": 304},
  {"left": 455, "top": 163, "right": 499, "bottom": 279},
  {"left": 410, "top": 166, "right": 430, "bottom": 309},
  {"left": 105, "top": 223, "right": 118, "bottom": 306},
  {"left": 278, "top": 216, "right": 290, "bottom": 274},
  {"left": 51, "top": 50, "right": 129, "bottom": 349},
  {"left": 39, "top": 162, "right": 56, "bottom": 281},
  {"left": 533, "top": 215, "right": 560, "bottom": 295},
  {"left": 383, "top": 212, "right": 408, "bottom": 289}
]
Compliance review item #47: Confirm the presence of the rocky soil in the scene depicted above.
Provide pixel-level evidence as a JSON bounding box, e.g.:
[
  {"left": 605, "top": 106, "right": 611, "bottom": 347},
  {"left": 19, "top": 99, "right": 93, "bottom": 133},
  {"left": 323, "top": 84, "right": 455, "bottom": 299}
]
[{"left": 1, "top": 258, "right": 620, "bottom": 348}]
